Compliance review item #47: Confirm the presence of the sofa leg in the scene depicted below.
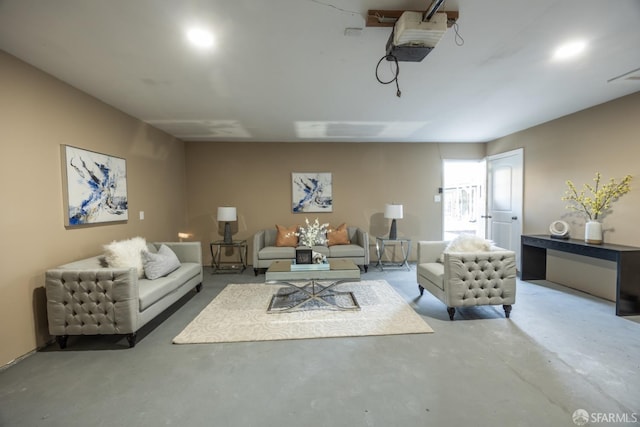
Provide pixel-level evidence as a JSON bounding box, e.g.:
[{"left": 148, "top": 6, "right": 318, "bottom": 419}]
[
  {"left": 447, "top": 307, "right": 455, "bottom": 321},
  {"left": 195, "top": 283, "right": 202, "bottom": 293},
  {"left": 56, "top": 335, "right": 69, "bottom": 349},
  {"left": 254, "top": 268, "right": 259, "bottom": 276},
  {"left": 418, "top": 285, "right": 424, "bottom": 296},
  {"left": 364, "top": 265, "right": 368, "bottom": 273},
  {"left": 503, "top": 304, "right": 512, "bottom": 318},
  {"left": 126, "top": 333, "right": 137, "bottom": 348}
]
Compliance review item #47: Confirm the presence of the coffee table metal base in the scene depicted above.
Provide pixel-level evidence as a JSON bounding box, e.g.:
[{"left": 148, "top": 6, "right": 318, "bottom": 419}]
[{"left": 267, "top": 279, "right": 360, "bottom": 313}]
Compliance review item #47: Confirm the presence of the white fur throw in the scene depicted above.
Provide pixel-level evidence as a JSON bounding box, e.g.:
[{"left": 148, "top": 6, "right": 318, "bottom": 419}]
[
  {"left": 445, "top": 234, "right": 492, "bottom": 252},
  {"left": 103, "top": 237, "right": 147, "bottom": 278}
]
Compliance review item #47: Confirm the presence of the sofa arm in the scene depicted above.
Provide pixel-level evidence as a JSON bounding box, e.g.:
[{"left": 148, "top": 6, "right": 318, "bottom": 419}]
[
  {"left": 357, "top": 228, "right": 370, "bottom": 265},
  {"left": 45, "top": 268, "right": 139, "bottom": 336},
  {"left": 253, "top": 230, "right": 266, "bottom": 265},
  {"left": 157, "top": 242, "right": 202, "bottom": 264},
  {"left": 417, "top": 241, "right": 449, "bottom": 264}
]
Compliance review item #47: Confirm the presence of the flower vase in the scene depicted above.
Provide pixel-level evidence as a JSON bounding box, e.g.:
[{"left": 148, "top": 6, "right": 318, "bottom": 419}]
[{"left": 585, "top": 220, "right": 603, "bottom": 244}]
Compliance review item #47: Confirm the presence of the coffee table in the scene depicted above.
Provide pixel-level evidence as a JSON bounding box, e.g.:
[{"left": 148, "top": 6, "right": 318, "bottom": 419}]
[{"left": 265, "top": 259, "right": 361, "bottom": 313}]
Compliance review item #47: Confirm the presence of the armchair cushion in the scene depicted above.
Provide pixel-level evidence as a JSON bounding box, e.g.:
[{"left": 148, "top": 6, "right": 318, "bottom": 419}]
[{"left": 417, "top": 262, "right": 445, "bottom": 291}]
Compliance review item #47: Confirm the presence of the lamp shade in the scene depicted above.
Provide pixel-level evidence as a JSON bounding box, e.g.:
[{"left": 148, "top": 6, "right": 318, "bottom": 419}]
[
  {"left": 384, "top": 204, "right": 403, "bottom": 219},
  {"left": 217, "top": 207, "right": 237, "bottom": 222}
]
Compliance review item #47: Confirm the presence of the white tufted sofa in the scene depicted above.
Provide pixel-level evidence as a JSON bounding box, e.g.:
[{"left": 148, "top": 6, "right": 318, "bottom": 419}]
[
  {"left": 416, "top": 241, "right": 516, "bottom": 320},
  {"left": 45, "top": 242, "right": 203, "bottom": 348}
]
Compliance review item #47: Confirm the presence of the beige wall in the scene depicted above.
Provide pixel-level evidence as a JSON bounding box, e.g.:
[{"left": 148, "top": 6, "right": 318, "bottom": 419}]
[
  {"left": 487, "top": 91, "right": 640, "bottom": 299},
  {"left": 0, "top": 51, "right": 189, "bottom": 366},
  {"left": 184, "top": 142, "right": 486, "bottom": 266}
]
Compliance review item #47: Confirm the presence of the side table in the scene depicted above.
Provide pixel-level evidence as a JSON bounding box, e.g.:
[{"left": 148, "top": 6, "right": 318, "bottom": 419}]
[
  {"left": 210, "top": 240, "right": 247, "bottom": 274},
  {"left": 375, "top": 237, "right": 411, "bottom": 271}
]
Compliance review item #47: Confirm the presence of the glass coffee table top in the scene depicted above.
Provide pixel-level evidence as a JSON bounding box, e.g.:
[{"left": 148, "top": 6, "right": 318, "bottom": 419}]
[{"left": 265, "top": 260, "right": 361, "bottom": 313}]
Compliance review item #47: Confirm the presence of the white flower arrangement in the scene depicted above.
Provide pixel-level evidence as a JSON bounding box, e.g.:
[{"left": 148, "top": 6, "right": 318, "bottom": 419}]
[{"left": 296, "top": 218, "right": 329, "bottom": 247}]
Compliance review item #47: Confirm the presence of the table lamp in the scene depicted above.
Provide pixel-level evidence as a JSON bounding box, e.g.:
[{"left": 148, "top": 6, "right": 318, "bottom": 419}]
[
  {"left": 384, "top": 203, "right": 403, "bottom": 240},
  {"left": 217, "top": 206, "right": 237, "bottom": 244}
]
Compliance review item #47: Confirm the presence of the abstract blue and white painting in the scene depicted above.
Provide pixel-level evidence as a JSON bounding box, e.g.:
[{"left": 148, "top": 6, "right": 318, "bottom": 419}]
[
  {"left": 292, "top": 172, "right": 333, "bottom": 213},
  {"left": 63, "top": 145, "right": 128, "bottom": 226}
]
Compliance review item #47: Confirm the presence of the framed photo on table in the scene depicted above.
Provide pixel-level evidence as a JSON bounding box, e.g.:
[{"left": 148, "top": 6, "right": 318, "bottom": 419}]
[{"left": 295, "top": 248, "right": 313, "bottom": 265}]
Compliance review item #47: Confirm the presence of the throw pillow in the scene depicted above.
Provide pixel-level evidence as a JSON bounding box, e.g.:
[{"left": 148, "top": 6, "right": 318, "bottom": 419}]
[
  {"left": 275, "top": 224, "right": 298, "bottom": 247},
  {"left": 442, "top": 234, "right": 492, "bottom": 258},
  {"left": 327, "top": 223, "right": 350, "bottom": 246},
  {"left": 103, "top": 237, "right": 148, "bottom": 278},
  {"left": 142, "top": 244, "right": 181, "bottom": 280}
]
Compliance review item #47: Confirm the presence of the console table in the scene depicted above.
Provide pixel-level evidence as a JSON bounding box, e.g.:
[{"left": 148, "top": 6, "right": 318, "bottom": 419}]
[{"left": 521, "top": 234, "right": 640, "bottom": 316}]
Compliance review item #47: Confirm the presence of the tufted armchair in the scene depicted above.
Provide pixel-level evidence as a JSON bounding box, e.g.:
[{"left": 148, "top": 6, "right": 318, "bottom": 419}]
[{"left": 416, "top": 240, "right": 516, "bottom": 320}]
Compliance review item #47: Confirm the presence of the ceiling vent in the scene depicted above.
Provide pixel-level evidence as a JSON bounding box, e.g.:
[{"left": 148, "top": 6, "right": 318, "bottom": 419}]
[{"left": 386, "top": 11, "right": 448, "bottom": 62}]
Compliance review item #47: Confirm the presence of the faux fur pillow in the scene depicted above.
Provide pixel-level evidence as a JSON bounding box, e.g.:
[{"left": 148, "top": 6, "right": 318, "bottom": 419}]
[
  {"left": 103, "top": 237, "right": 147, "bottom": 278},
  {"left": 275, "top": 224, "right": 298, "bottom": 247},
  {"left": 327, "top": 223, "right": 350, "bottom": 246},
  {"left": 445, "top": 234, "right": 492, "bottom": 252},
  {"left": 142, "top": 244, "right": 181, "bottom": 280}
]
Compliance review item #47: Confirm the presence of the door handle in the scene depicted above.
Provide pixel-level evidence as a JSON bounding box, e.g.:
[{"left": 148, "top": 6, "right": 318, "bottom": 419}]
[
  {"left": 511, "top": 216, "right": 518, "bottom": 220},
  {"left": 481, "top": 215, "right": 492, "bottom": 218}
]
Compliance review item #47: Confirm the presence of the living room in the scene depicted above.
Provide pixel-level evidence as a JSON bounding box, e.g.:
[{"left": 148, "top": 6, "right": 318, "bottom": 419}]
[{"left": 1, "top": 1, "right": 640, "bottom": 425}]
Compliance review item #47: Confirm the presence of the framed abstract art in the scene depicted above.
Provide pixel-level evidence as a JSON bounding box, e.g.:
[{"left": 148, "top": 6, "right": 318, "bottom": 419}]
[
  {"left": 291, "top": 172, "right": 333, "bottom": 213},
  {"left": 61, "top": 145, "right": 128, "bottom": 226}
]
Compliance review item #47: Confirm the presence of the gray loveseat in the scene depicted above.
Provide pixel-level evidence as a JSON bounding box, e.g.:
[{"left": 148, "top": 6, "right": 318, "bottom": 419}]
[
  {"left": 253, "top": 226, "right": 369, "bottom": 275},
  {"left": 45, "top": 242, "right": 203, "bottom": 348}
]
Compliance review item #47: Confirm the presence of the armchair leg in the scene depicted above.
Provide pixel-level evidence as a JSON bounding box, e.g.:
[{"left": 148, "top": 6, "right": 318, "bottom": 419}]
[
  {"left": 56, "top": 335, "right": 69, "bottom": 349},
  {"left": 254, "top": 268, "right": 259, "bottom": 276},
  {"left": 364, "top": 265, "right": 368, "bottom": 273},
  {"left": 195, "top": 283, "right": 202, "bottom": 293},
  {"left": 447, "top": 307, "right": 456, "bottom": 321},
  {"left": 418, "top": 285, "right": 424, "bottom": 296},
  {"left": 503, "top": 304, "right": 512, "bottom": 318}
]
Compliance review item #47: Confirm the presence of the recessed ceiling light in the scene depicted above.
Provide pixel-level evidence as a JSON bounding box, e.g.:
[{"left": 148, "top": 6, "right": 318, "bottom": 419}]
[
  {"left": 553, "top": 40, "right": 587, "bottom": 60},
  {"left": 186, "top": 28, "right": 214, "bottom": 49}
]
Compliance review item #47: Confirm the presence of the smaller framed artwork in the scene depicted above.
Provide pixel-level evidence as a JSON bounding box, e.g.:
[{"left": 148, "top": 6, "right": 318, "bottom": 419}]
[
  {"left": 295, "top": 249, "right": 313, "bottom": 264},
  {"left": 61, "top": 145, "right": 128, "bottom": 226},
  {"left": 292, "top": 172, "right": 333, "bottom": 213}
]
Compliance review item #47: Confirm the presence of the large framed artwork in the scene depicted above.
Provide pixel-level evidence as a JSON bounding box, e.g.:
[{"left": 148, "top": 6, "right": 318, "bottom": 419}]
[
  {"left": 292, "top": 172, "right": 333, "bottom": 213},
  {"left": 61, "top": 145, "right": 128, "bottom": 226}
]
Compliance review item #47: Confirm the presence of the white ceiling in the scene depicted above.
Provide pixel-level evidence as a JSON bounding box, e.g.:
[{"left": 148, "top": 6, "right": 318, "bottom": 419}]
[{"left": 1, "top": 0, "right": 639, "bottom": 143}]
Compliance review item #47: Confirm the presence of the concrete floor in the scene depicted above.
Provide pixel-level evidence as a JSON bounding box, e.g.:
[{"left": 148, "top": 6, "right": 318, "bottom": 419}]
[{"left": 1, "top": 265, "right": 639, "bottom": 427}]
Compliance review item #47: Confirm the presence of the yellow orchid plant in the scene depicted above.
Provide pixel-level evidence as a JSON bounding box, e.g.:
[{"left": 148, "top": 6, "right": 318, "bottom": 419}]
[{"left": 562, "top": 173, "right": 632, "bottom": 220}]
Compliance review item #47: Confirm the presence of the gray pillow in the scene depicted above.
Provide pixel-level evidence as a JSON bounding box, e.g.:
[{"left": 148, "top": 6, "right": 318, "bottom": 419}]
[{"left": 142, "top": 244, "right": 181, "bottom": 280}]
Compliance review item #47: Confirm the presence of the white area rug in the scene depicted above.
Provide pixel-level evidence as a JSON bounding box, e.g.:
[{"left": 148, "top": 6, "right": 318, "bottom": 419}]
[{"left": 173, "top": 280, "right": 433, "bottom": 344}]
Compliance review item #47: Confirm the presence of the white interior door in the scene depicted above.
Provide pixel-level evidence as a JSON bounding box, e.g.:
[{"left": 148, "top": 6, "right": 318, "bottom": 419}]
[{"left": 486, "top": 149, "right": 523, "bottom": 268}]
